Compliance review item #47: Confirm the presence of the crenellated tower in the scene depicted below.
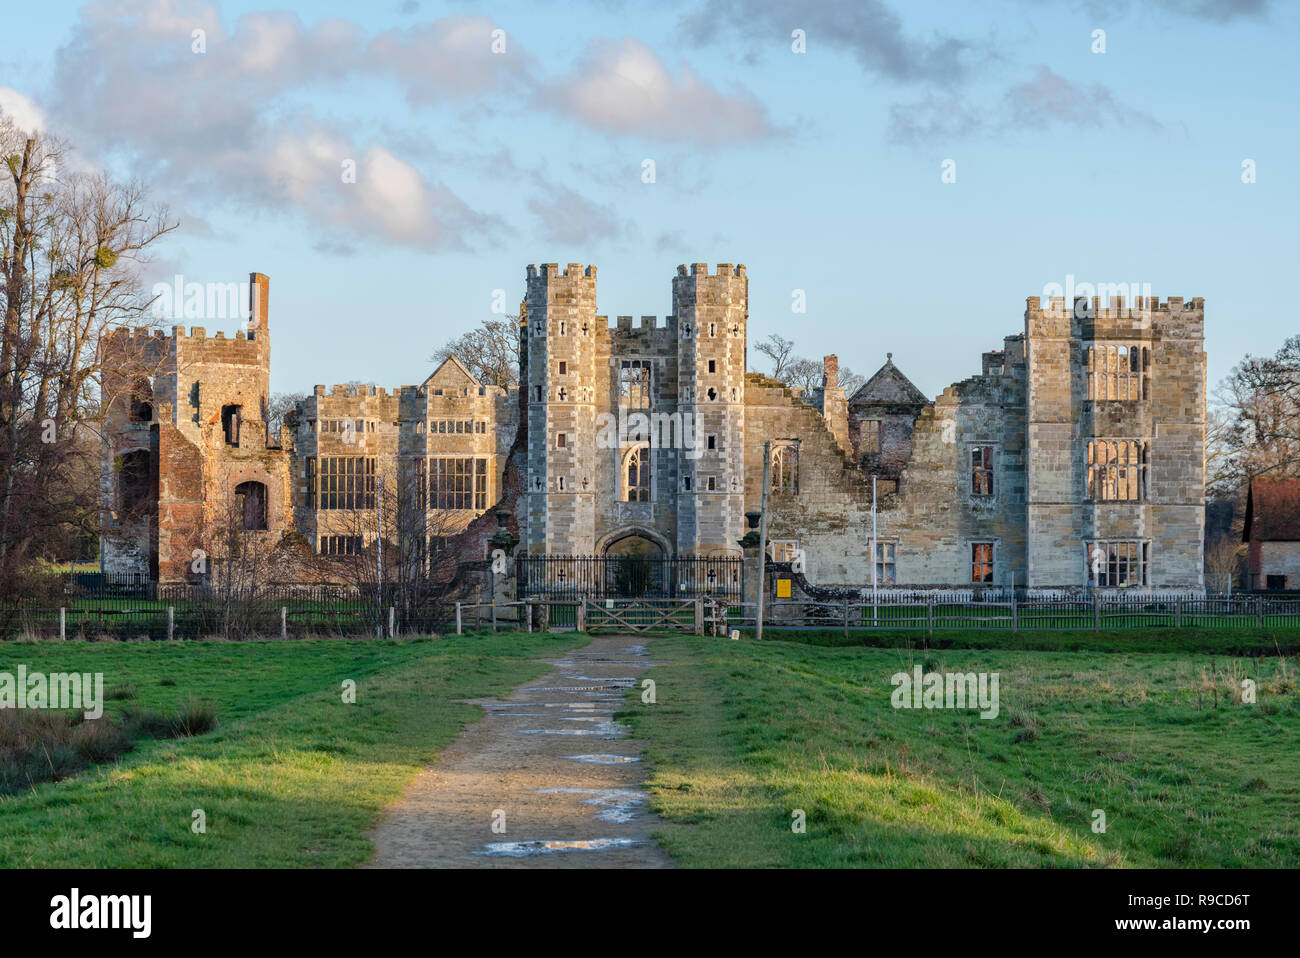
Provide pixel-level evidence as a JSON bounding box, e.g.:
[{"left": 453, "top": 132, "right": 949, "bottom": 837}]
[
  {"left": 524, "top": 263, "right": 600, "bottom": 554},
  {"left": 673, "top": 263, "right": 748, "bottom": 554}
]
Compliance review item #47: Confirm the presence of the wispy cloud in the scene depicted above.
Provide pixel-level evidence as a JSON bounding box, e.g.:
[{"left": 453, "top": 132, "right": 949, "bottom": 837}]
[
  {"left": 890, "top": 66, "right": 1160, "bottom": 144},
  {"left": 679, "top": 0, "right": 980, "bottom": 83}
]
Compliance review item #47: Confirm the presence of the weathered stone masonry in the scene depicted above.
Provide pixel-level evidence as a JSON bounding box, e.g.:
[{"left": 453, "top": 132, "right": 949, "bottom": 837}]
[{"left": 101, "top": 267, "right": 1206, "bottom": 592}]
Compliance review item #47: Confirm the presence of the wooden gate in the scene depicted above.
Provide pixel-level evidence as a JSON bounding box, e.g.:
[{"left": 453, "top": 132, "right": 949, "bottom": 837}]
[{"left": 582, "top": 598, "right": 707, "bottom": 634}]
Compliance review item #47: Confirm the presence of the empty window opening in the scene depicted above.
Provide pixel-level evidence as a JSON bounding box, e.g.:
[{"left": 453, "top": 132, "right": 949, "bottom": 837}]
[
  {"left": 129, "top": 379, "right": 153, "bottom": 422},
  {"left": 430, "top": 457, "right": 488, "bottom": 510},
  {"left": 619, "top": 360, "right": 652, "bottom": 412},
  {"left": 119, "top": 449, "right": 151, "bottom": 513},
  {"left": 319, "top": 535, "right": 363, "bottom": 556},
  {"left": 771, "top": 444, "right": 798, "bottom": 494},
  {"left": 1086, "top": 439, "right": 1148, "bottom": 502},
  {"left": 862, "top": 420, "right": 881, "bottom": 455},
  {"left": 221, "top": 404, "right": 242, "bottom": 446},
  {"left": 971, "top": 542, "right": 994, "bottom": 584},
  {"left": 1086, "top": 344, "right": 1150, "bottom": 401},
  {"left": 235, "top": 481, "right": 268, "bottom": 531},
  {"left": 624, "top": 446, "right": 650, "bottom": 502},
  {"left": 970, "top": 446, "right": 994, "bottom": 497},
  {"left": 768, "top": 539, "right": 800, "bottom": 563},
  {"left": 1086, "top": 541, "right": 1148, "bottom": 587},
  {"left": 313, "top": 457, "right": 376, "bottom": 510},
  {"left": 875, "top": 542, "right": 897, "bottom": 584}
]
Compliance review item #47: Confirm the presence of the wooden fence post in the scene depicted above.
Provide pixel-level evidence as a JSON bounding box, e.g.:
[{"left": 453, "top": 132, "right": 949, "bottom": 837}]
[
  {"left": 843, "top": 600, "right": 850, "bottom": 640},
  {"left": 1175, "top": 599, "right": 1182, "bottom": 629},
  {"left": 167, "top": 606, "right": 174, "bottom": 641},
  {"left": 281, "top": 606, "right": 287, "bottom": 640},
  {"left": 491, "top": 601, "right": 497, "bottom": 633},
  {"left": 695, "top": 598, "right": 704, "bottom": 636},
  {"left": 60, "top": 607, "right": 66, "bottom": 641},
  {"left": 1258, "top": 595, "right": 1265, "bottom": 630},
  {"left": 525, "top": 599, "right": 533, "bottom": 633},
  {"left": 927, "top": 595, "right": 934, "bottom": 638},
  {"left": 576, "top": 601, "right": 586, "bottom": 633},
  {"left": 1011, "top": 592, "right": 1018, "bottom": 633},
  {"left": 1094, "top": 594, "right": 1101, "bottom": 631},
  {"left": 455, "top": 602, "right": 462, "bottom": 635},
  {"left": 388, "top": 606, "right": 395, "bottom": 638}
]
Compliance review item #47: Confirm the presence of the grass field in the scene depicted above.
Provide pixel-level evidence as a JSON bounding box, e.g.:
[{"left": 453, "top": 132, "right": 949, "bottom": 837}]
[
  {"left": 0, "top": 633, "right": 584, "bottom": 867},
  {"left": 619, "top": 635, "right": 1299, "bottom": 867}
]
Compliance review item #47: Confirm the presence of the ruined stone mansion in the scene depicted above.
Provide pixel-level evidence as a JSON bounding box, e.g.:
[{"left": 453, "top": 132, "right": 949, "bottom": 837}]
[{"left": 100, "top": 265, "right": 1207, "bottom": 592}]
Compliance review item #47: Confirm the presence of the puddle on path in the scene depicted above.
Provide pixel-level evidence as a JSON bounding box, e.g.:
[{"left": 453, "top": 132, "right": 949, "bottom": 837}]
[
  {"left": 566, "top": 754, "right": 640, "bottom": 765},
  {"left": 538, "top": 787, "right": 646, "bottom": 823},
  {"left": 476, "top": 838, "right": 643, "bottom": 858}
]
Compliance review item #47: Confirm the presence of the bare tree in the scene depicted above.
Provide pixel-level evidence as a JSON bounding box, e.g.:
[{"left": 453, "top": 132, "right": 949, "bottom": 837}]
[
  {"left": 753, "top": 333, "right": 796, "bottom": 381},
  {"left": 430, "top": 317, "right": 519, "bottom": 388},
  {"left": 0, "top": 117, "right": 176, "bottom": 596},
  {"left": 314, "top": 462, "right": 466, "bottom": 633},
  {"left": 266, "top": 391, "right": 306, "bottom": 441},
  {"left": 1217, "top": 336, "right": 1300, "bottom": 488}
]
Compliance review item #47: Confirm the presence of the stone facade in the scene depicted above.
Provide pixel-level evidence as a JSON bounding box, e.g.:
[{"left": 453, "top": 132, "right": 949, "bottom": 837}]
[
  {"left": 99, "top": 274, "right": 515, "bottom": 583},
  {"left": 100, "top": 267, "right": 1207, "bottom": 592}
]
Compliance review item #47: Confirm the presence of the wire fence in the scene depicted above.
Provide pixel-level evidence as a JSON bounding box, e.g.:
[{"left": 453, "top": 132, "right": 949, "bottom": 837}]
[{"left": 733, "top": 593, "right": 1300, "bottom": 634}]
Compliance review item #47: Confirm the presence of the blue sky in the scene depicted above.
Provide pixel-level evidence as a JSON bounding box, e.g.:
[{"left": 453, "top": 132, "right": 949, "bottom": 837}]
[{"left": 1, "top": 0, "right": 1295, "bottom": 398}]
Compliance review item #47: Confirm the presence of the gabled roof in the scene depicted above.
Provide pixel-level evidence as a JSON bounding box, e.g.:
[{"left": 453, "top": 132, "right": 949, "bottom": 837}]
[
  {"left": 1244, "top": 477, "right": 1300, "bottom": 542},
  {"left": 423, "top": 354, "right": 481, "bottom": 390},
  {"left": 848, "top": 354, "right": 929, "bottom": 407}
]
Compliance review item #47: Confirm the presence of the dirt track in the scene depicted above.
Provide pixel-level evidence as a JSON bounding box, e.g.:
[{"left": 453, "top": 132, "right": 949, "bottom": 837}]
[{"left": 365, "top": 635, "right": 674, "bottom": 868}]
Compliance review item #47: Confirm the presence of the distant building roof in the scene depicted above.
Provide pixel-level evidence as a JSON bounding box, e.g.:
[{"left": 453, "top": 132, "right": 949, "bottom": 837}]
[
  {"left": 848, "top": 353, "right": 930, "bottom": 407},
  {"left": 1244, "top": 477, "right": 1300, "bottom": 542}
]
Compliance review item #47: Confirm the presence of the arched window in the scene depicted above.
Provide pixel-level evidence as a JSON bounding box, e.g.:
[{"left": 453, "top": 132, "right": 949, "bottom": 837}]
[
  {"left": 235, "top": 481, "right": 268, "bottom": 531},
  {"left": 624, "top": 446, "right": 650, "bottom": 502},
  {"left": 771, "top": 443, "right": 798, "bottom": 494},
  {"left": 119, "top": 449, "right": 151, "bottom": 513}
]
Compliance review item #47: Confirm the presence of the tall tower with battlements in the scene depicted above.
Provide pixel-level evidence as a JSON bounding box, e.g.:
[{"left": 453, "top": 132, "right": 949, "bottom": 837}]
[
  {"left": 524, "top": 264, "right": 600, "bottom": 554},
  {"left": 673, "top": 264, "right": 748, "bottom": 554}
]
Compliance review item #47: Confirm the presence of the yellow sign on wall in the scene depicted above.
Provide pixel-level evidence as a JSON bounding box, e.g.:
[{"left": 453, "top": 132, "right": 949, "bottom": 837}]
[{"left": 776, "top": 578, "right": 791, "bottom": 598}]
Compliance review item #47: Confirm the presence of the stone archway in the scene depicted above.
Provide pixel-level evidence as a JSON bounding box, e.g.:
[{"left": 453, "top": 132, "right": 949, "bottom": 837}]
[{"left": 596, "top": 526, "right": 669, "bottom": 596}]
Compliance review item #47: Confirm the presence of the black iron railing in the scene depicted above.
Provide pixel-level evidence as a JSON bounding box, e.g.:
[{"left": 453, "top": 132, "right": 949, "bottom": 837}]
[{"left": 516, "top": 554, "right": 743, "bottom": 600}]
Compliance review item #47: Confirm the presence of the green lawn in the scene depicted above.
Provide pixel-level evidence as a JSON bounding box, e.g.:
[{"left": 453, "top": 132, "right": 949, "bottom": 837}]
[
  {"left": 620, "top": 635, "right": 1299, "bottom": 867},
  {"left": 0, "top": 633, "right": 584, "bottom": 867}
]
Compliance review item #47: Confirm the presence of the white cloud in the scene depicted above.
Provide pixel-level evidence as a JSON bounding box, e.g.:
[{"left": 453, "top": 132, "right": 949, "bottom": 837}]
[
  {"left": 540, "top": 38, "right": 775, "bottom": 145},
  {"left": 48, "top": 0, "right": 516, "bottom": 250},
  {"left": 0, "top": 87, "right": 47, "bottom": 135}
]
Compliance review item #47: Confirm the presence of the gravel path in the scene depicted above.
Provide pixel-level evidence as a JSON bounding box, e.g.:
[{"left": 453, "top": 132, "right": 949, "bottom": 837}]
[{"left": 365, "top": 635, "right": 674, "bottom": 868}]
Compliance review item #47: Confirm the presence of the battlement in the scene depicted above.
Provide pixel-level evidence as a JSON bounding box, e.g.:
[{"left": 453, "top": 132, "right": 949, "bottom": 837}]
[
  {"left": 526, "top": 263, "right": 597, "bottom": 281},
  {"left": 612, "top": 315, "right": 673, "bottom": 330},
  {"left": 675, "top": 263, "right": 746, "bottom": 277},
  {"left": 311, "top": 383, "right": 427, "bottom": 399},
  {"left": 1026, "top": 295, "right": 1204, "bottom": 317}
]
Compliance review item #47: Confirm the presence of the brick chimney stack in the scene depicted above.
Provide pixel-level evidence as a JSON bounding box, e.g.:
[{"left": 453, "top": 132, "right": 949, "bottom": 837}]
[
  {"left": 822, "top": 354, "right": 839, "bottom": 389},
  {"left": 249, "top": 272, "right": 269, "bottom": 335}
]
